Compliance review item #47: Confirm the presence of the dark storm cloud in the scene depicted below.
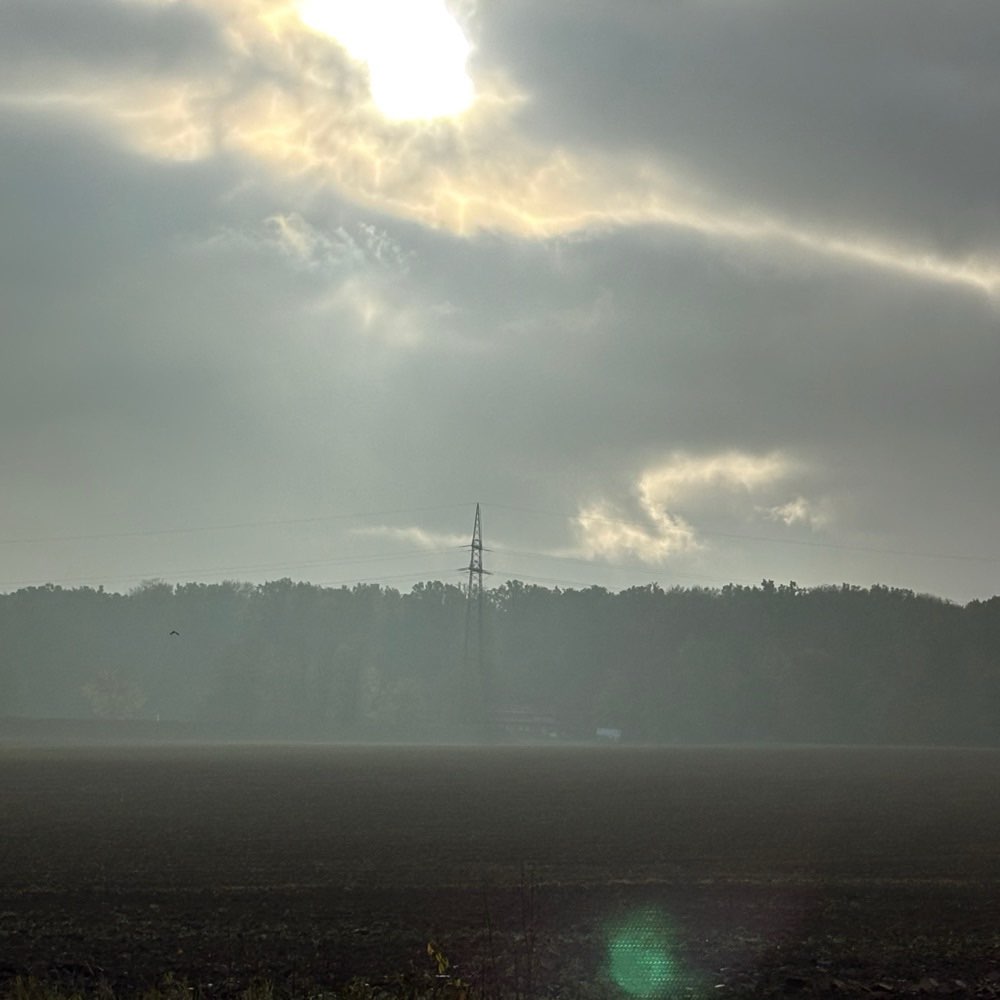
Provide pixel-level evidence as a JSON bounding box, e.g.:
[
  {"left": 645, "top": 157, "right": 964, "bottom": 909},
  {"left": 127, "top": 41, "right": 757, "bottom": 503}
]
[{"left": 476, "top": 0, "right": 1000, "bottom": 256}]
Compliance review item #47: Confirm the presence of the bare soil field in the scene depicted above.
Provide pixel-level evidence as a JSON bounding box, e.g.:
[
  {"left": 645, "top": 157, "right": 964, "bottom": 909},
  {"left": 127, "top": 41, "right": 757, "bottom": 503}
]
[{"left": 1, "top": 740, "right": 999, "bottom": 997}]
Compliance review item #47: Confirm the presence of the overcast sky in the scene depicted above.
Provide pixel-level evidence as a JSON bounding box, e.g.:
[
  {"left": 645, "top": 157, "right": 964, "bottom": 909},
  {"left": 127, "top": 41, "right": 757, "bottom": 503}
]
[{"left": 2, "top": 0, "right": 999, "bottom": 602}]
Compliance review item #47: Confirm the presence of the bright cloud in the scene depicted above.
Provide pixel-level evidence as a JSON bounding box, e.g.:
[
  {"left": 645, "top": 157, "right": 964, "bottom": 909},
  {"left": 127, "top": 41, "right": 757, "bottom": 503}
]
[
  {"left": 761, "top": 496, "right": 831, "bottom": 530},
  {"left": 200, "top": 213, "right": 407, "bottom": 275},
  {"left": 576, "top": 501, "right": 699, "bottom": 564},
  {"left": 261, "top": 213, "right": 366, "bottom": 272},
  {"left": 2, "top": 0, "right": 998, "bottom": 300},
  {"left": 576, "top": 451, "right": 823, "bottom": 563},
  {"left": 638, "top": 451, "right": 793, "bottom": 504}
]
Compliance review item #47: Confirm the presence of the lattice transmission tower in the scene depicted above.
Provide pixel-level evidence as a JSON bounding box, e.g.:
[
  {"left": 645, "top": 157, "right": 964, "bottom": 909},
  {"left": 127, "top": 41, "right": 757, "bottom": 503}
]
[{"left": 462, "top": 503, "right": 491, "bottom": 723}]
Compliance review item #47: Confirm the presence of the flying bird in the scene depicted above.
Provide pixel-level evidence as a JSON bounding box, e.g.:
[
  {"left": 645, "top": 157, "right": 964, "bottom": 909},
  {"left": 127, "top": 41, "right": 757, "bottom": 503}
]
[{"left": 169, "top": 630, "right": 180, "bottom": 636}]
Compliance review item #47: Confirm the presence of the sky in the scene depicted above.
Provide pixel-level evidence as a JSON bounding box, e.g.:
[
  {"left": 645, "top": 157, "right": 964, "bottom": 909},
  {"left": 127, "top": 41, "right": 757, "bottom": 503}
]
[{"left": 1, "top": 0, "right": 999, "bottom": 603}]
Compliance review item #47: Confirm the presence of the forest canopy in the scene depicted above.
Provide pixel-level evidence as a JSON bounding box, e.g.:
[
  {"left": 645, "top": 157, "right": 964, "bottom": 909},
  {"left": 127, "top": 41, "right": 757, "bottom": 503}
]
[{"left": 2, "top": 579, "right": 998, "bottom": 746}]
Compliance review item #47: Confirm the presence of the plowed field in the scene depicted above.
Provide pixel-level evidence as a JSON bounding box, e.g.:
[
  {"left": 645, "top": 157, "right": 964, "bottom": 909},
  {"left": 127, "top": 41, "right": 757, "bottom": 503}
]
[{"left": 2, "top": 743, "right": 999, "bottom": 997}]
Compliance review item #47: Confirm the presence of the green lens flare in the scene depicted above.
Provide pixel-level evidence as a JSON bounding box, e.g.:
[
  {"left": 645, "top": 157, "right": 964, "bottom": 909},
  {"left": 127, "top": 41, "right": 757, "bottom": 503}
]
[{"left": 607, "top": 909, "right": 681, "bottom": 998}]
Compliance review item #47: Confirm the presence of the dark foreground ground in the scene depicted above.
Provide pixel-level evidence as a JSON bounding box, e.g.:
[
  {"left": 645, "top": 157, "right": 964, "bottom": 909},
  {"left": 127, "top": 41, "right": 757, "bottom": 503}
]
[{"left": 1, "top": 738, "right": 999, "bottom": 998}]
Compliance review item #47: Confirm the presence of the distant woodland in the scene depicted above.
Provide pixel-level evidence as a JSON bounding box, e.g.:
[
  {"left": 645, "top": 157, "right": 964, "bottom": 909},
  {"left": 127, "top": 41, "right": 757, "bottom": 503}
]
[{"left": 2, "top": 579, "right": 999, "bottom": 745}]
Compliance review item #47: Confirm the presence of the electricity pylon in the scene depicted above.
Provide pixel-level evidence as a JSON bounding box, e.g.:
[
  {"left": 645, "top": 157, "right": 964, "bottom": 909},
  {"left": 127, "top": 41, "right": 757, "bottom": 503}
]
[{"left": 462, "top": 503, "right": 491, "bottom": 725}]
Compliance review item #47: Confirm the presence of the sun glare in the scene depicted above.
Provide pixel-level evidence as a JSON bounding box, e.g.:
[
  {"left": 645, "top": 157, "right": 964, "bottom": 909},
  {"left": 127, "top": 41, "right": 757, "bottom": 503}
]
[{"left": 298, "top": 0, "right": 475, "bottom": 120}]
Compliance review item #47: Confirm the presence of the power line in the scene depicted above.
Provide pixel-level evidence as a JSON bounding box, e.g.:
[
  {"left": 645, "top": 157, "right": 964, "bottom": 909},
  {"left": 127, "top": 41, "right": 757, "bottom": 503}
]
[
  {"left": 4, "top": 498, "right": 996, "bottom": 598},
  {"left": 487, "top": 501, "right": 1000, "bottom": 565},
  {"left": 489, "top": 549, "right": 729, "bottom": 585},
  {"left": 2, "top": 544, "right": 724, "bottom": 595},
  {"left": 0, "top": 503, "right": 475, "bottom": 547},
  {"left": 0, "top": 547, "right": 458, "bottom": 591},
  {"left": 310, "top": 570, "right": 458, "bottom": 589},
  {"left": 4, "top": 497, "right": 994, "bottom": 564},
  {"left": 488, "top": 569, "right": 744, "bottom": 591}
]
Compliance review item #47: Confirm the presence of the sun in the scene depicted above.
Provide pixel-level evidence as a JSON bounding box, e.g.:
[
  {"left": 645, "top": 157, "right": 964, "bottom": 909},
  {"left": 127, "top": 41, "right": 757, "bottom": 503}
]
[{"left": 298, "top": 0, "right": 475, "bottom": 121}]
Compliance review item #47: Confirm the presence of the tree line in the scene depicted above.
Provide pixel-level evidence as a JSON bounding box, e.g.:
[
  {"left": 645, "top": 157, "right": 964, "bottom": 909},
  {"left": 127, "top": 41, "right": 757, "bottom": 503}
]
[{"left": 1, "top": 578, "right": 997, "bottom": 745}]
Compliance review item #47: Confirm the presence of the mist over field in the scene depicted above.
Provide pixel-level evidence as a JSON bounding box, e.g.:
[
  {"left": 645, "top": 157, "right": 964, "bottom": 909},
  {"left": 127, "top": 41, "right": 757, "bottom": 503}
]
[{"left": 3, "top": 577, "right": 999, "bottom": 747}]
